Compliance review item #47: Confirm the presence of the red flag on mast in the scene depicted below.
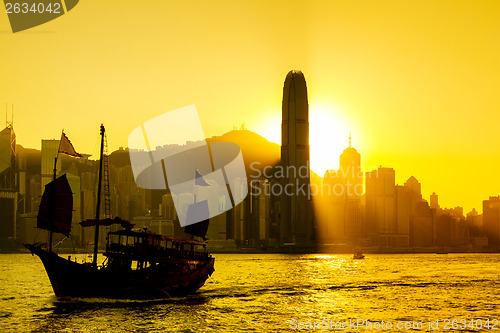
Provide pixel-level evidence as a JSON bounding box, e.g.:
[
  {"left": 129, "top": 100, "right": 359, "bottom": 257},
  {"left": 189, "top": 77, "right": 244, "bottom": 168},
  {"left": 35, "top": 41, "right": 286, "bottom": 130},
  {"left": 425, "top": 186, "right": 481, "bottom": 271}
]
[{"left": 59, "top": 131, "right": 82, "bottom": 157}]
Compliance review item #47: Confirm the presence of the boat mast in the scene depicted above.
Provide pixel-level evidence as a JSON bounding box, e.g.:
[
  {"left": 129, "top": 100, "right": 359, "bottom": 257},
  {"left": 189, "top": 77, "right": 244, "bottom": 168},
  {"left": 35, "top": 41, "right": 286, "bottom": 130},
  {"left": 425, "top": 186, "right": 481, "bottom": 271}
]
[{"left": 92, "top": 124, "right": 105, "bottom": 268}]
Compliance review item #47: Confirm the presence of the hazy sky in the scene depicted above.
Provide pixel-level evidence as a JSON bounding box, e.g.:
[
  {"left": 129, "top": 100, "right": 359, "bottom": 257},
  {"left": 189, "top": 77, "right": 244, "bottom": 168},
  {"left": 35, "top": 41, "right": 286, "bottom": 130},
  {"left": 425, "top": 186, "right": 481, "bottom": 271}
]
[{"left": 1, "top": 0, "right": 499, "bottom": 213}]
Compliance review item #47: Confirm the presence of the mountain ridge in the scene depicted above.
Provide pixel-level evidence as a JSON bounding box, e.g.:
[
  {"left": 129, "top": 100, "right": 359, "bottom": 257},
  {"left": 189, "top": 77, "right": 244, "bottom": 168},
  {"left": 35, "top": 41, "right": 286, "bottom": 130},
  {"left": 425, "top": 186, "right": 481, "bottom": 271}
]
[{"left": 109, "top": 129, "right": 281, "bottom": 176}]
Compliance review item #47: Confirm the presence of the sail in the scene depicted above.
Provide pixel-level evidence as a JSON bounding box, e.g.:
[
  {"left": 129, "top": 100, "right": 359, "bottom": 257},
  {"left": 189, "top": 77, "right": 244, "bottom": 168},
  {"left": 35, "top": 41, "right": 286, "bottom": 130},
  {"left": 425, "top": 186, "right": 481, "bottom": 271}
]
[
  {"left": 185, "top": 219, "right": 209, "bottom": 240},
  {"left": 37, "top": 174, "right": 73, "bottom": 236},
  {"left": 184, "top": 200, "right": 210, "bottom": 239}
]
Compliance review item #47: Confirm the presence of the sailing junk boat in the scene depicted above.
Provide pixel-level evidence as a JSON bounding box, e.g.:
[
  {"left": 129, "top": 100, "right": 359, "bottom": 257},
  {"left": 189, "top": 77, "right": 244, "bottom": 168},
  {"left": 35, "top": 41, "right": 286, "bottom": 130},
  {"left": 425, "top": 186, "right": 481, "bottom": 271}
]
[{"left": 24, "top": 125, "right": 215, "bottom": 299}]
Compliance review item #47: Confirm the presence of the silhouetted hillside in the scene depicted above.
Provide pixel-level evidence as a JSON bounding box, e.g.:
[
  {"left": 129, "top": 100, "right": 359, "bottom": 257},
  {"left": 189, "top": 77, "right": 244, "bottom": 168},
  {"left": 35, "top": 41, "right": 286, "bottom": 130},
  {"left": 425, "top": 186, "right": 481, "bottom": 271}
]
[
  {"left": 109, "top": 130, "right": 281, "bottom": 178},
  {"left": 207, "top": 130, "right": 280, "bottom": 178}
]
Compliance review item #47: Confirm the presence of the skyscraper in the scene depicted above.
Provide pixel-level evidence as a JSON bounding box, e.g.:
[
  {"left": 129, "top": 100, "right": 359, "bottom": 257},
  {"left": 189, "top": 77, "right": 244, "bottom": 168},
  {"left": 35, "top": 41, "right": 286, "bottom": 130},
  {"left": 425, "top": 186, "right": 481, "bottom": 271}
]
[
  {"left": 41, "top": 139, "right": 61, "bottom": 191},
  {"left": 321, "top": 135, "right": 362, "bottom": 245},
  {"left": 340, "top": 136, "right": 362, "bottom": 243},
  {"left": 339, "top": 134, "right": 362, "bottom": 199},
  {"left": 0, "top": 124, "right": 16, "bottom": 189},
  {"left": 404, "top": 176, "right": 422, "bottom": 216},
  {"left": 430, "top": 192, "right": 439, "bottom": 210},
  {"left": 0, "top": 122, "right": 17, "bottom": 239},
  {"left": 365, "top": 167, "right": 396, "bottom": 246},
  {"left": 280, "top": 70, "right": 313, "bottom": 247},
  {"left": 483, "top": 196, "right": 500, "bottom": 245}
]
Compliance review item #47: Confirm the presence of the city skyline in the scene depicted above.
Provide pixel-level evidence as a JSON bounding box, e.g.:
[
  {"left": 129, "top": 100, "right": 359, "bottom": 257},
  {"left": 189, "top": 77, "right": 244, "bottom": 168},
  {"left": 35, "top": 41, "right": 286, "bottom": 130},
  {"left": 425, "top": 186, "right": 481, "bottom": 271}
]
[
  {"left": 0, "top": 69, "right": 498, "bottom": 253},
  {"left": 3, "top": 117, "right": 496, "bottom": 252},
  {"left": 1, "top": 0, "right": 499, "bottom": 215},
  {"left": 1, "top": 118, "right": 496, "bottom": 219}
]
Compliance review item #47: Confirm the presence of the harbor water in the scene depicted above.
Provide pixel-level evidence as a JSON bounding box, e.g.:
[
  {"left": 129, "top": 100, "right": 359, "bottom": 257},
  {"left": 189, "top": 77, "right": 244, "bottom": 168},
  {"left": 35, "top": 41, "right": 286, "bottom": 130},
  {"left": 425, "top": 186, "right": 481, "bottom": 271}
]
[{"left": 1, "top": 253, "right": 499, "bottom": 332}]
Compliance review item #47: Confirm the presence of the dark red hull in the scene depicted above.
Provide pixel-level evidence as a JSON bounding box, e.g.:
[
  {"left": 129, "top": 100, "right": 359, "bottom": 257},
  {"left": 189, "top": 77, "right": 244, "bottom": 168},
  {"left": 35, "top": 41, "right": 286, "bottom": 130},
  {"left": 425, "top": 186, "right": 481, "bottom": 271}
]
[{"left": 25, "top": 243, "right": 215, "bottom": 299}]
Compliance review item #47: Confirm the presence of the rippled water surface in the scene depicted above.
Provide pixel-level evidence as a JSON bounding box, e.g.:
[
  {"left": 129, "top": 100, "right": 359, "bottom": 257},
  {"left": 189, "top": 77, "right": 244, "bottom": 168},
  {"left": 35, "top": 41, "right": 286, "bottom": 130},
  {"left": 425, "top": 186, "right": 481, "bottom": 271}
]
[{"left": 1, "top": 253, "right": 499, "bottom": 332}]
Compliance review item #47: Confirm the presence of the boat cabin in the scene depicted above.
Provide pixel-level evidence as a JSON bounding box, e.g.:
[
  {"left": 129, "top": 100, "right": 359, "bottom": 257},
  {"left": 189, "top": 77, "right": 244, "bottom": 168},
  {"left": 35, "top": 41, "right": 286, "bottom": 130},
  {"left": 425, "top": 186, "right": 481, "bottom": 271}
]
[
  {"left": 103, "top": 229, "right": 210, "bottom": 272},
  {"left": 106, "top": 229, "right": 208, "bottom": 258}
]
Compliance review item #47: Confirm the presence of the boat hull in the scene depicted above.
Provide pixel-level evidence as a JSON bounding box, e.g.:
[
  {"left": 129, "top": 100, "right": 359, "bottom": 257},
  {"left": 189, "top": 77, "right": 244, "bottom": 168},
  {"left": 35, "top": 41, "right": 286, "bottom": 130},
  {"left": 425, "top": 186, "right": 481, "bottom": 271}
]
[{"left": 24, "top": 243, "right": 215, "bottom": 299}]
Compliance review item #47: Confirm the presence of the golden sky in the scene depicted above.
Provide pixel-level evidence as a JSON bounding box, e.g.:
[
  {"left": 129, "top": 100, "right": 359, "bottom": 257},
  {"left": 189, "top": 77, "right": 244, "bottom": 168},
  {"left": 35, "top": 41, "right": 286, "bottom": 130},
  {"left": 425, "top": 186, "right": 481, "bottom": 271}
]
[{"left": 1, "top": 0, "right": 499, "bottom": 213}]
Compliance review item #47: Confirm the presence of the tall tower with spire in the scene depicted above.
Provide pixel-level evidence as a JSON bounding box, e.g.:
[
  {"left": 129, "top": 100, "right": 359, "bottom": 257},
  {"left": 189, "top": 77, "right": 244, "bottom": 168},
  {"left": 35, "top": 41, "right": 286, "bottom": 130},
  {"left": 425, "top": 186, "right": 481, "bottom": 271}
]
[
  {"left": 322, "top": 133, "right": 362, "bottom": 244},
  {"left": 339, "top": 132, "right": 362, "bottom": 198},
  {"left": 280, "top": 70, "right": 313, "bottom": 247}
]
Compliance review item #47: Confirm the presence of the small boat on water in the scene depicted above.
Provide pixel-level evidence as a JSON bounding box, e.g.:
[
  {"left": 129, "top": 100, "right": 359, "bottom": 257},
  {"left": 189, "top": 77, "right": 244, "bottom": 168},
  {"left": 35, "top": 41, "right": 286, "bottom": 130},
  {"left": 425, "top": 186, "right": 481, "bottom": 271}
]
[
  {"left": 353, "top": 250, "right": 365, "bottom": 260},
  {"left": 24, "top": 125, "right": 215, "bottom": 299}
]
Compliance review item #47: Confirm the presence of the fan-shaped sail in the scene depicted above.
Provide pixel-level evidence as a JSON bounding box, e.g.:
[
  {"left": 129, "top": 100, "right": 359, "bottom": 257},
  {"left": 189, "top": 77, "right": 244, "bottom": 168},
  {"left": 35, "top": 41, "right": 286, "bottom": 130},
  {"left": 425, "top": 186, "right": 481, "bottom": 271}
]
[
  {"left": 184, "top": 200, "right": 210, "bottom": 239},
  {"left": 37, "top": 174, "right": 73, "bottom": 236}
]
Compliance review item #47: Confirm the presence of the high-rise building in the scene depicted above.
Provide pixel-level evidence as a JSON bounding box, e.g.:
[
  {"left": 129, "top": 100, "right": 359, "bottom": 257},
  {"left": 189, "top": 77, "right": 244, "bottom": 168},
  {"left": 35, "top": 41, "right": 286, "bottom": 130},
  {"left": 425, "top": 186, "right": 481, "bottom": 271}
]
[
  {"left": 280, "top": 70, "right": 313, "bottom": 247},
  {"left": 395, "top": 185, "right": 410, "bottom": 245},
  {"left": 403, "top": 176, "right": 434, "bottom": 247},
  {"left": 339, "top": 134, "right": 362, "bottom": 199},
  {"left": 41, "top": 139, "right": 61, "bottom": 191},
  {"left": 339, "top": 135, "right": 362, "bottom": 243},
  {"left": 0, "top": 123, "right": 17, "bottom": 239},
  {"left": 404, "top": 176, "right": 421, "bottom": 195},
  {"left": 321, "top": 135, "right": 362, "bottom": 245},
  {"left": 404, "top": 176, "right": 422, "bottom": 216},
  {"left": 430, "top": 192, "right": 439, "bottom": 210},
  {"left": 365, "top": 167, "right": 397, "bottom": 247},
  {"left": 246, "top": 178, "right": 271, "bottom": 246},
  {"left": 322, "top": 170, "right": 346, "bottom": 243},
  {"left": 483, "top": 196, "right": 500, "bottom": 245},
  {"left": 0, "top": 125, "right": 16, "bottom": 189},
  {"left": 411, "top": 200, "right": 437, "bottom": 247},
  {"left": 466, "top": 208, "right": 482, "bottom": 234},
  {"left": 365, "top": 167, "right": 395, "bottom": 232}
]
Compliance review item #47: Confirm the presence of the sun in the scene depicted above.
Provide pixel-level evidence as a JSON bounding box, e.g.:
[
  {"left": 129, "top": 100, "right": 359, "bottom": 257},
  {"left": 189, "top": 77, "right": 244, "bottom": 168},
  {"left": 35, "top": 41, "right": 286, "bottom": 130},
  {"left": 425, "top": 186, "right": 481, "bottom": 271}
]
[
  {"left": 309, "top": 103, "right": 350, "bottom": 176},
  {"left": 255, "top": 103, "right": 351, "bottom": 177},
  {"left": 256, "top": 112, "right": 282, "bottom": 147}
]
